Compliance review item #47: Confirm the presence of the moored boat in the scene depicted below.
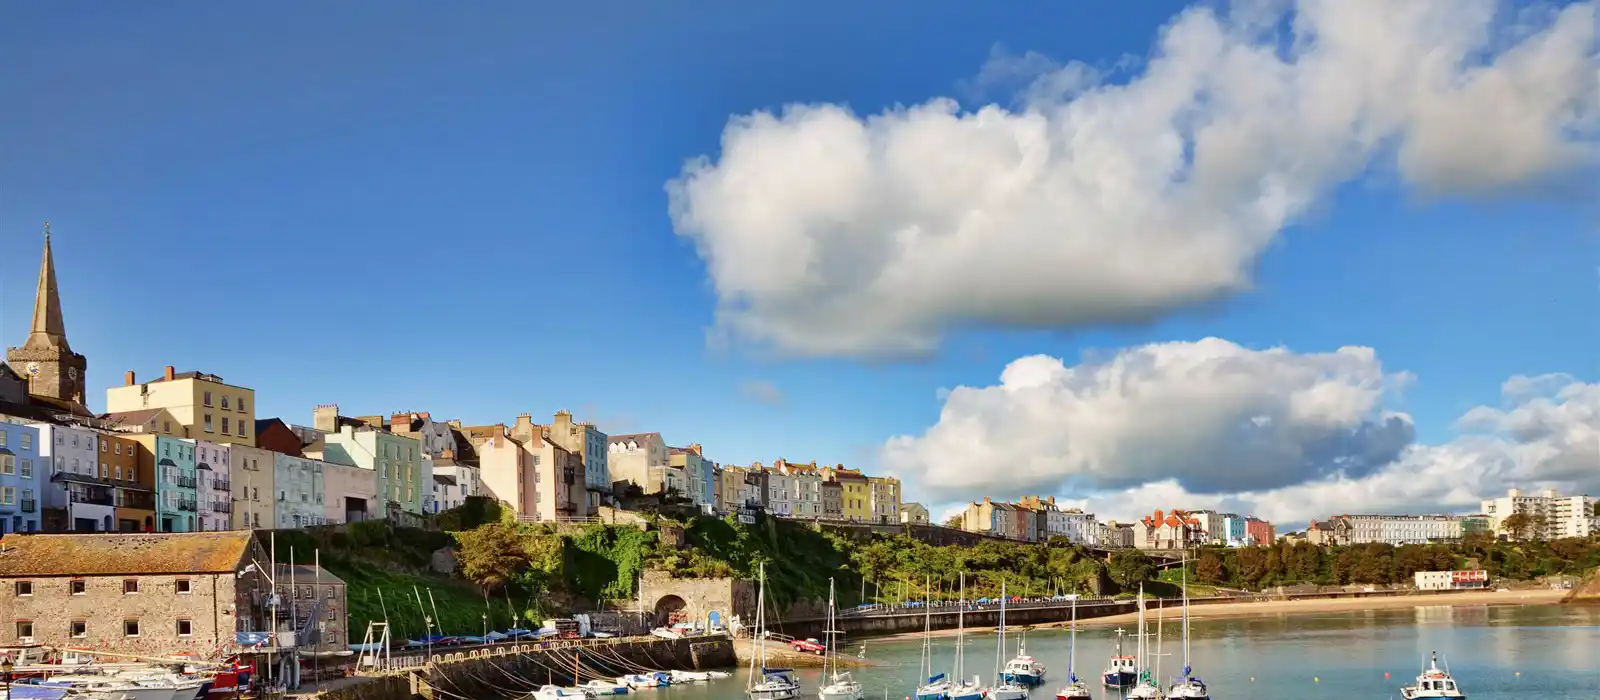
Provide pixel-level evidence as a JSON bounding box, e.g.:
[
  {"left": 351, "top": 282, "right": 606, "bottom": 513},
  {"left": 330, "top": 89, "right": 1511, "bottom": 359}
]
[
  {"left": 1167, "top": 561, "right": 1209, "bottom": 700},
  {"left": 581, "top": 680, "right": 630, "bottom": 695},
  {"left": 1400, "top": 652, "right": 1466, "bottom": 699},
  {"left": 817, "top": 578, "right": 863, "bottom": 700},
  {"left": 1102, "top": 628, "right": 1137, "bottom": 689},
  {"left": 1054, "top": 595, "right": 1091, "bottom": 700},
  {"left": 745, "top": 563, "right": 800, "bottom": 700}
]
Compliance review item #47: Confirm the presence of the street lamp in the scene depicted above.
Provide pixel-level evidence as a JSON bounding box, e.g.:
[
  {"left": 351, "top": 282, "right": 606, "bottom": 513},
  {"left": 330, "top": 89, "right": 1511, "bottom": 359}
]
[{"left": 481, "top": 613, "right": 488, "bottom": 640}]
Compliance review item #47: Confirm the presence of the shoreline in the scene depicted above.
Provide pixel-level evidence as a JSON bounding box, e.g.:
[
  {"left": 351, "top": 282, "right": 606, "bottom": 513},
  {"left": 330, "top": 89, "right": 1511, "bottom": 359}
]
[{"left": 864, "top": 589, "right": 1568, "bottom": 641}]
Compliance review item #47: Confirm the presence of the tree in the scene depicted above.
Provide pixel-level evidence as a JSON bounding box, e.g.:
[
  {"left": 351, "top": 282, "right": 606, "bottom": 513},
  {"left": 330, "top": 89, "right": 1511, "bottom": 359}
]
[
  {"left": 944, "top": 514, "right": 965, "bottom": 529},
  {"left": 454, "top": 521, "right": 533, "bottom": 591},
  {"left": 1528, "top": 514, "right": 1550, "bottom": 541},
  {"left": 1500, "top": 513, "right": 1532, "bottom": 541},
  {"left": 1108, "top": 549, "right": 1156, "bottom": 591},
  {"left": 1195, "top": 549, "right": 1228, "bottom": 585}
]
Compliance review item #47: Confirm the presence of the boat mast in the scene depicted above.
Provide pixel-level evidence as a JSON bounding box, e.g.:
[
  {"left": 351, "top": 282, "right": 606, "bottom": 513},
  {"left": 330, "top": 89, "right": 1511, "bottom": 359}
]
[
  {"left": 955, "top": 572, "right": 966, "bottom": 682},
  {"left": 994, "top": 580, "right": 1006, "bottom": 688},
  {"left": 748, "top": 562, "right": 765, "bottom": 690},
  {"left": 1068, "top": 595, "right": 1077, "bottom": 682},
  {"left": 1135, "top": 585, "right": 1146, "bottom": 680},
  {"left": 1182, "top": 559, "right": 1190, "bottom": 677},
  {"left": 824, "top": 577, "right": 836, "bottom": 683},
  {"left": 1155, "top": 606, "right": 1164, "bottom": 688},
  {"left": 921, "top": 575, "right": 932, "bottom": 684}
]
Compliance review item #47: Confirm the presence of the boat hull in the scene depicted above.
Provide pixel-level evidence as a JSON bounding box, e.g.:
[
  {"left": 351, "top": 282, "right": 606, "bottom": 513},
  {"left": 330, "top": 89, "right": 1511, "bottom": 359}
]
[
  {"left": 999, "top": 672, "right": 1044, "bottom": 687},
  {"left": 1055, "top": 688, "right": 1093, "bottom": 700},
  {"left": 988, "top": 687, "right": 1028, "bottom": 700},
  {"left": 747, "top": 686, "right": 800, "bottom": 700},
  {"left": 1401, "top": 691, "right": 1466, "bottom": 699},
  {"left": 819, "top": 683, "right": 864, "bottom": 700},
  {"left": 1103, "top": 671, "right": 1137, "bottom": 689}
]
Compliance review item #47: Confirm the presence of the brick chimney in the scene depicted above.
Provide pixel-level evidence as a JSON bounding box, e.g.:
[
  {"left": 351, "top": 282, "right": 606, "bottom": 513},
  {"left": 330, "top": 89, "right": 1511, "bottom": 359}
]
[
  {"left": 125, "top": 370, "right": 136, "bottom": 386},
  {"left": 164, "top": 365, "right": 175, "bottom": 381}
]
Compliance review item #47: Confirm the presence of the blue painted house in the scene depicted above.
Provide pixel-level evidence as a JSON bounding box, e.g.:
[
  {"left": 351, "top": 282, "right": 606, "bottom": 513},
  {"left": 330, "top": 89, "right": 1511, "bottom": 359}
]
[
  {"left": 151, "top": 436, "right": 198, "bottom": 532},
  {"left": 0, "top": 421, "right": 43, "bottom": 534}
]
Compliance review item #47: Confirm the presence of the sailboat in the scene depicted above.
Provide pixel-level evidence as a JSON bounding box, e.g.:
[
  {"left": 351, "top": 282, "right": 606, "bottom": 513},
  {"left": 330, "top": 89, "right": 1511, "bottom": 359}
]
[
  {"left": 1126, "top": 585, "right": 1165, "bottom": 699},
  {"left": 746, "top": 562, "right": 800, "bottom": 700},
  {"left": 1400, "top": 652, "right": 1466, "bottom": 699},
  {"left": 1054, "top": 595, "right": 1091, "bottom": 700},
  {"left": 940, "top": 573, "right": 985, "bottom": 700},
  {"left": 1167, "top": 562, "right": 1209, "bottom": 699},
  {"left": 819, "top": 578, "right": 864, "bottom": 700},
  {"left": 916, "top": 576, "right": 949, "bottom": 700},
  {"left": 1102, "top": 628, "right": 1138, "bottom": 689},
  {"left": 989, "top": 582, "right": 1028, "bottom": 700}
]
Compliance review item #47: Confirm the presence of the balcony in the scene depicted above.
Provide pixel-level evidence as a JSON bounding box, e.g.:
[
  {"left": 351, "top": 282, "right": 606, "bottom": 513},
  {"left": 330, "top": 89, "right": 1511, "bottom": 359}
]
[
  {"left": 214, "top": 479, "right": 231, "bottom": 492},
  {"left": 212, "top": 500, "right": 233, "bottom": 514},
  {"left": 69, "top": 489, "right": 115, "bottom": 507},
  {"left": 21, "top": 499, "right": 37, "bottom": 513},
  {"left": 118, "top": 491, "right": 156, "bottom": 511},
  {"left": 177, "top": 499, "right": 198, "bottom": 512},
  {"left": 176, "top": 476, "right": 198, "bottom": 489}
]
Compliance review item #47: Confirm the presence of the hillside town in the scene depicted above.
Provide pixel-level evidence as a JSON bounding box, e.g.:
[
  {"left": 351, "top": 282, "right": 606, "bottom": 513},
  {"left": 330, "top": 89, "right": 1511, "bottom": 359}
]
[{"left": 3, "top": 234, "right": 1596, "bottom": 547}]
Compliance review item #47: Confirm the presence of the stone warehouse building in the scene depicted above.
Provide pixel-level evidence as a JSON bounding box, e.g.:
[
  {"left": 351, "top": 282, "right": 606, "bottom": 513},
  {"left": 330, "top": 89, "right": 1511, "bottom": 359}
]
[{"left": 0, "top": 531, "right": 273, "bottom": 656}]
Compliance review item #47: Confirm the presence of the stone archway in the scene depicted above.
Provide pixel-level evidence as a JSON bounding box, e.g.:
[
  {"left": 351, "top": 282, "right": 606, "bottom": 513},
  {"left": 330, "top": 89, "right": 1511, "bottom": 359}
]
[{"left": 653, "top": 595, "right": 688, "bottom": 627}]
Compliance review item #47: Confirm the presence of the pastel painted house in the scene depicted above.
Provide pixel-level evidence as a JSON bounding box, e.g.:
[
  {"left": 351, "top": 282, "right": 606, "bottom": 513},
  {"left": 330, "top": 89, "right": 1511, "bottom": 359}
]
[
  {"left": 135, "top": 435, "right": 198, "bottom": 533},
  {"left": 0, "top": 421, "right": 43, "bottom": 533}
]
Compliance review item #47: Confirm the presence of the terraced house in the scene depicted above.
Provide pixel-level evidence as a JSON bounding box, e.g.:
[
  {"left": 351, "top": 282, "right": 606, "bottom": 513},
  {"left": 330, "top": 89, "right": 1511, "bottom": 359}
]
[
  {"left": 136, "top": 435, "right": 198, "bottom": 533},
  {"left": 0, "top": 421, "right": 41, "bottom": 534}
]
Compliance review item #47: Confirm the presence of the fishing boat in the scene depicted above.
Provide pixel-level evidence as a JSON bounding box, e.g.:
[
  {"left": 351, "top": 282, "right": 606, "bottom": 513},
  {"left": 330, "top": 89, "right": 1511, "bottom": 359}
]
[
  {"left": 746, "top": 562, "right": 801, "bottom": 700},
  {"left": 988, "top": 582, "right": 1028, "bottom": 700},
  {"left": 1125, "top": 587, "right": 1165, "bottom": 700},
  {"left": 615, "top": 674, "right": 662, "bottom": 690},
  {"left": 1000, "top": 632, "right": 1046, "bottom": 688},
  {"left": 818, "top": 578, "right": 864, "bottom": 700},
  {"left": 1054, "top": 595, "right": 1091, "bottom": 700},
  {"left": 582, "top": 680, "right": 631, "bottom": 695},
  {"left": 1167, "top": 562, "right": 1209, "bottom": 700},
  {"left": 1400, "top": 652, "right": 1466, "bottom": 699},
  {"left": 1102, "top": 628, "right": 1137, "bottom": 689}
]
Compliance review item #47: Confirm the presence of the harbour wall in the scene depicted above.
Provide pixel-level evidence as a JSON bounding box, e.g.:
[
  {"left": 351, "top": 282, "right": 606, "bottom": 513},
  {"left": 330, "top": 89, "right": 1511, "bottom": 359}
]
[{"left": 314, "top": 637, "right": 737, "bottom": 700}]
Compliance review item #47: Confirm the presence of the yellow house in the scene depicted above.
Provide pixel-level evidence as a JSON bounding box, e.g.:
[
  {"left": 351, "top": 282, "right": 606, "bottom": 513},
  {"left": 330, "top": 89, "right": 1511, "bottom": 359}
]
[
  {"left": 822, "top": 466, "right": 872, "bottom": 522},
  {"left": 105, "top": 366, "right": 257, "bottom": 447}
]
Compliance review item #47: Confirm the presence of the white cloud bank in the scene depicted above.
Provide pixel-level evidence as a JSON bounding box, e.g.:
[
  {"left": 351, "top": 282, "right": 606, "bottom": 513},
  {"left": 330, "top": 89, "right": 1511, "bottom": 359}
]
[
  {"left": 884, "top": 340, "right": 1600, "bottom": 527},
  {"left": 668, "top": 0, "right": 1598, "bottom": 358}
]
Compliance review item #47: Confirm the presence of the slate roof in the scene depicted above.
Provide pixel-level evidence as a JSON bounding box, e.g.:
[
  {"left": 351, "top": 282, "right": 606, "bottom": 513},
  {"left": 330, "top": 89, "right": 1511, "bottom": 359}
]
[{"left": 0, "top": 531, "right": 256, "bottom": 577}]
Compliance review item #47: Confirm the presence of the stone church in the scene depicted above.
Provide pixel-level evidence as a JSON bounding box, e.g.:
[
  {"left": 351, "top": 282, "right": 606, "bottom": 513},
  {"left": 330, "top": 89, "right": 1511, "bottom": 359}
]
[{"left": 2, "top": 225, "right": 91, "bottom": 418}]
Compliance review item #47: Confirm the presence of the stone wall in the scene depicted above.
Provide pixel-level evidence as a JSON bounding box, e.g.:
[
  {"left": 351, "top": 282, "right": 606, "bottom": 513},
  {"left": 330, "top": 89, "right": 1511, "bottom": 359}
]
[
  {"left": 3, "top": 572, "right": 246, "bottom": 657},
  {"left": 637, "top": 570, "right": 755, "bottom": 627}
]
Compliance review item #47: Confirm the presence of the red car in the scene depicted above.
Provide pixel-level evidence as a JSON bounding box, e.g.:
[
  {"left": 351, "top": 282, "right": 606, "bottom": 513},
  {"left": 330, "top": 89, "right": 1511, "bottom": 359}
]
[{"left": 789, "top": 638, "right": 826, "bottom": 654}]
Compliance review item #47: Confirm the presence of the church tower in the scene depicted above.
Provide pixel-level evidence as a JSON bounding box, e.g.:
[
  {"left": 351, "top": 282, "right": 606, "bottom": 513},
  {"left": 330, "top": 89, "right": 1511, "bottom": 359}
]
[{"left": 6, "top": 223, "right": 88, "bottom": 407}]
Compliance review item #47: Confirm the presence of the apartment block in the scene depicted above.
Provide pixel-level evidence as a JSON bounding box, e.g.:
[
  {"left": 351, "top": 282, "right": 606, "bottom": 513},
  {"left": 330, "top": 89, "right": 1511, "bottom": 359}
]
[{"left": 106, "top": 367, "right": 256, "bottom": 446}]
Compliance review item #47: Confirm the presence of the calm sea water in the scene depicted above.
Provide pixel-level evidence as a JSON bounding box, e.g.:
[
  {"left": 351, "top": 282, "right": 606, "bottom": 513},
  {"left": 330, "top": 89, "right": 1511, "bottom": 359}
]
[{"left": 650, "top": 604, "right": 1600, "bottom": 700}]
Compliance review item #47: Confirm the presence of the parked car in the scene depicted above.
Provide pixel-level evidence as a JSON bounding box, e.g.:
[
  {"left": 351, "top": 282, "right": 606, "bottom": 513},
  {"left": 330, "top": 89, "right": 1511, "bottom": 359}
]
[{"left": 789, "top": 638, "right": 826, "bottom": 654}]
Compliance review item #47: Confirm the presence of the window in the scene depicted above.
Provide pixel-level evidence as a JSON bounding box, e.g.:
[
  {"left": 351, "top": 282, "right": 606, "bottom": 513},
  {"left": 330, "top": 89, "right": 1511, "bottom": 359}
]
[
  {"left": 100, "top": 439, "right": 107, "bottom": 452},
  {"left": 326, "top": 587, "right": 335, "bottom": 600},
  {"left": 0, "top": 458, "right": 11, "bottom": 476},
  {"left": 204, "top": 391, "right": 213, "bottom": 407},
  {"left": 123, "top": 579, "right": 139, "bottom": 594},
  {"left": 221, "top": 397, "right": 230, "bottom": 410},
  {"left": 123, "top": 619, "right": 140, "bottom": 637},
  {"left": 19, "top": 433, "right": 30, "bottom": 451},
  {"left": 204, "top": 414, "right": 213, "bottom": 432},
  {"left": 327, "top": 608, "right": 336, "bottom": 621},
  {"left": 130, "top": 466, "right": 137, "bottom": 482},
  {"left": 163, "top": 421, "right": 172, "bottom": 433},
  {"left": 175, "top": 579, "right": 191, "bottom": 594},
  {"left": 222, "top": 418, "right": 230, "bottom": 435},
  {"left": 114, "top": 443, "right": 121, "bottom": 455},
  {"left": 238, "top": 422, "right": 248, "bottom": 438},
  {"left": 70, "top": 580, "right": 85, "bottom": 595},
  {"left": 175, "top": 619, "right": 192, "bottom": 636},
  {"left": 69, "top": 620, "right": 86, "bottom": 638},
  {"left": 19, "top": 460, "right": 31, "bottom": 478},
  {"left": 0, "top": 487, "right": 13, "bottom": 505},
  {"left": 114, "top": 466, "right": 122, "bottom": 480},
  {"left": 238, "top": 399, "right": 247, "bottom": 413},
  {"left": 14, "top": 581, "right": 32, "bottom": 596},
  {"left": 16, "top": 621, "right": 33, "bottom": 639}
]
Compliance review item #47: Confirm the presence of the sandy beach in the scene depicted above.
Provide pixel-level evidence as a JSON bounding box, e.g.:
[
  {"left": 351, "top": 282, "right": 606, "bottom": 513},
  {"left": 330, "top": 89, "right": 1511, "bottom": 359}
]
[{"left": 871, "top": 589, "right": 1568, "bottom": 641}]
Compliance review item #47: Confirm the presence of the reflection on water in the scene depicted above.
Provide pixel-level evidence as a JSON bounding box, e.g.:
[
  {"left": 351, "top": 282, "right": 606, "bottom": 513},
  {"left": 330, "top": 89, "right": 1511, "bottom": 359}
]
[{"left": 649, "top": 605, "right": 1600, "bottom": 700}]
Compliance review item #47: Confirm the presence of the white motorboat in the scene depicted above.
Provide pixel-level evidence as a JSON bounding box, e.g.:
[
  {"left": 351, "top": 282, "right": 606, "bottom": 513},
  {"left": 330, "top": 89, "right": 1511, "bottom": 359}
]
[
  {"left": 668, "top": 670, "right": 710, "bottom": 684},
  {"left": 1054, "top": 595, "right": 1091, "bottom": 700},
  {"left": 32, "top": 674, "right": 177, "bottom": 700},
  {"left": 112, "top": 668, "right": 211, "bottom": 700},
  {"left": 581, "top": 680, "right": 630, "bottom": 695},
  {"left": 817, "top": 578, "right": 863, "bottom": 700},
  {"left": 614, "top": 674, "right": 661, "bottom": 690},
  {"left": 533, "top": 685, "right": 588, "bottom": 700},
  {"left": 1167, "top": 562, "right": 1209, "bottom": 700},
  {"left": 1400, "top": 652, "right": 1466, "bottom": 699},
  {"left": 745, "top": 563, "right": 800, "bottom": 700},
  {"left": 706, "top": 671, "right": 732, "bottom": 680}
]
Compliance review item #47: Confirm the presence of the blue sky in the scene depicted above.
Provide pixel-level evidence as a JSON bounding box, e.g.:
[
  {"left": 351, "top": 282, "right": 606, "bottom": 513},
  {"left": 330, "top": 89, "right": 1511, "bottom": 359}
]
[{"left": 3, "top": 1, "right": 1595, "bottom": 519}]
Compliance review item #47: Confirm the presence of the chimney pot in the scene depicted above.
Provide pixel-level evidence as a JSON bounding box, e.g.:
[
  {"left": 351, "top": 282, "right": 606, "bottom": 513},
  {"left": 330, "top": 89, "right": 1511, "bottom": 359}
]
[
  {"left": 164, "top": 365, "right": 175, "bottom": 381},
  {"left": 125, "top": 370, "right": 136, "bottom": 386}
]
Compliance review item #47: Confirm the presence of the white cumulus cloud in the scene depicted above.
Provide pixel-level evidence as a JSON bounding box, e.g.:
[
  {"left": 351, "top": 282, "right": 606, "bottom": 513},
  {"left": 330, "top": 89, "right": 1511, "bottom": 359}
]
[
  {"left": 903, "top": 366, "right": 1600, "bottom": 530},
  {"left": 667, "top": 0, "right": 1599, "bottom": 358},
  {"left": 881, "top": 337, "right": 1416, "bottom": 502}
]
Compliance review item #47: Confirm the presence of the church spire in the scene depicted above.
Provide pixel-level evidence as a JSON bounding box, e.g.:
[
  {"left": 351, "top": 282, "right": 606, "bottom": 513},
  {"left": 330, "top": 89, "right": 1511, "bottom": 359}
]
[{"left": 27, "top": 221, "right": 70, "bottom": 351}]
